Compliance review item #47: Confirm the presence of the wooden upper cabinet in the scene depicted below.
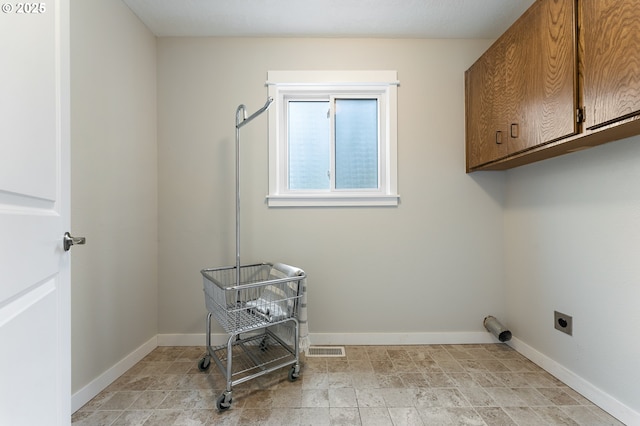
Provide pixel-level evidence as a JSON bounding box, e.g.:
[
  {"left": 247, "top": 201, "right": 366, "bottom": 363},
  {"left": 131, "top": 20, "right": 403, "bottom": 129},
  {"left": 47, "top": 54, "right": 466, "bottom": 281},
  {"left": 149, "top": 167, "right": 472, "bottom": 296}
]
[
  {"left": 523, "top": 0, "right": 577, "bottom": 150},
  {"left": 465, "top": 0, "right": 577, "bottom": 170},
  {"left": 503, "top": 8, "right": 535, "bottom": 155},
  {"left": 582, "top": 0, "right": 640, "bottom": 129},
  {"left": 465, "top": 40, "right": 508, "bottom": 170},
  {"left": 465, "top": 0, "right": 640, "bottom": 171}
]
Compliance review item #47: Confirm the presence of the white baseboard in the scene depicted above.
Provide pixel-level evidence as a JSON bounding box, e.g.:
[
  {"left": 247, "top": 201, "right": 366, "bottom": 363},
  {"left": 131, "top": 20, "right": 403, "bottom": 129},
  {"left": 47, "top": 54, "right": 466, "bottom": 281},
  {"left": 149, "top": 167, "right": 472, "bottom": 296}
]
[
  {"left": 509, "top": 337, "right": 639, "bottom": 426},
  {"left": 71, "top": 336, "right": 157, "bottom": 413},
  {"left": 308, "top": 332, "right": 497, "bottom": 346},
  {"left": 156, "top": 331, "right": 498, "bottom": 347}
]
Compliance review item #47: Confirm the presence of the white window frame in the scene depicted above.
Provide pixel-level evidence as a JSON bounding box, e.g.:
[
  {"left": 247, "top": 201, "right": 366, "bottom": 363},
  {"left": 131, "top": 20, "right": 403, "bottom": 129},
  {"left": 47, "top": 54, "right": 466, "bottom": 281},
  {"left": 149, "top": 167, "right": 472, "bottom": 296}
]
[{"left": 267, "top": 70, "right": 399, "bottom": 207}]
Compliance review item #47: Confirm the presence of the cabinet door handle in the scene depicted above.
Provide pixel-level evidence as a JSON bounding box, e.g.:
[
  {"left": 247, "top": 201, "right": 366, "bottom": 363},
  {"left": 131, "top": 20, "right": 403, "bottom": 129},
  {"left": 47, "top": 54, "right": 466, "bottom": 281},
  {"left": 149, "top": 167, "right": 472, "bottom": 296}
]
[
  {"left": 510, "top": 123, "right": 519, "bottom": 138},
  {"left": 495, "top": 130, "right": 503, "bottom": 144}
]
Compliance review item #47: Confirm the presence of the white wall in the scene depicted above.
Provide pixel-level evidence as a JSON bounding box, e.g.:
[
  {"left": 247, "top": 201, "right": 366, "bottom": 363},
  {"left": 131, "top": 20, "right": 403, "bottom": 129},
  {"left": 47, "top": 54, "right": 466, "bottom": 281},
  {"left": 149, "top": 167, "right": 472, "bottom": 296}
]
[
  {"left": 156, "top": 38, "right": 507, "bottom": 340},
  {"left": 70, "top": 0, "right": 157, "bottom": 395},
  {"left": 505, "top": 134, "right": 640, "bottom": 417}
]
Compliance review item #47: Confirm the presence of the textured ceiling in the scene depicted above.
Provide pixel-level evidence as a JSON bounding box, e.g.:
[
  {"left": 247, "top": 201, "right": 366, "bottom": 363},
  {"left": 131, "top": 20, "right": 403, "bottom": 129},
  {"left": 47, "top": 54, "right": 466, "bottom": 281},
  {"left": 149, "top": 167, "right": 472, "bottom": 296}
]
[{"left": 121, "top": 0, "right": 535, "bottom": 39}]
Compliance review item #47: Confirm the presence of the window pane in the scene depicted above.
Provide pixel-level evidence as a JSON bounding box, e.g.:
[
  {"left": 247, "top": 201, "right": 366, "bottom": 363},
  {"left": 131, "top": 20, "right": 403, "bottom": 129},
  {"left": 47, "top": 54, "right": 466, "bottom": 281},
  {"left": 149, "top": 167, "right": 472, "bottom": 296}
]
[
  {"left": 335, "top": 99, "right": 378, "bottom": 189},
  {"left": 288, "top": 101, "right": 330, "bottom": 190}
]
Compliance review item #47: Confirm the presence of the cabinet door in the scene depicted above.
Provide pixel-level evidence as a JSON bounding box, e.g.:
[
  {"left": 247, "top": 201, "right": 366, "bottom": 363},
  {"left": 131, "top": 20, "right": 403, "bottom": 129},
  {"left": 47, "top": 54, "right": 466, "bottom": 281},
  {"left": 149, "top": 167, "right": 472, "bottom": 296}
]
[
  {"left": 582, "top": 0, "right": 640, "bottom": 129},
  {"left": 465, "top": 46, "right": 508, "bottom": 170},
  {"left": 510, "top": 0, "right": 577, "bottom": 154},
  {"left": 503, "top": 15, "right": 532, "bottom": 154}
]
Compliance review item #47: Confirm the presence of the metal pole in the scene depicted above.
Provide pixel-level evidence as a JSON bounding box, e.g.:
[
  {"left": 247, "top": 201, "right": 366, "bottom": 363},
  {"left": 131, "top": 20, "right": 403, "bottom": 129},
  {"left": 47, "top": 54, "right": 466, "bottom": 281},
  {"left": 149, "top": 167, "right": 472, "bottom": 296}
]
[
  {"left": 233, "top": 98, "right": 273, "bottom": 286},
  {"left": 235, "top": 105, "right": 246, "bottom": 287}
]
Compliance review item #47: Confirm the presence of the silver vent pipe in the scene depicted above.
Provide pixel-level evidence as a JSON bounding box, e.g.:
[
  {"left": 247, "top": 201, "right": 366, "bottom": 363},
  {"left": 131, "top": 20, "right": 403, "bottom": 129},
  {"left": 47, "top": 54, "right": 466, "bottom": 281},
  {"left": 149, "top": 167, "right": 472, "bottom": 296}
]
[{"left": 484, "top": 316, "right": 512, "bottom": 342}]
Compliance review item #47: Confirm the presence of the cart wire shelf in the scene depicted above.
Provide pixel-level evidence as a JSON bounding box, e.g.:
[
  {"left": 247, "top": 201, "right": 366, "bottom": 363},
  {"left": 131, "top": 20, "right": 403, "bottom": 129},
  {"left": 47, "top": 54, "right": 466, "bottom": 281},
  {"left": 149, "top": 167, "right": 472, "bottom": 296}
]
[{"left": 208, "top": 331, "right": 296, "bottom": 384}]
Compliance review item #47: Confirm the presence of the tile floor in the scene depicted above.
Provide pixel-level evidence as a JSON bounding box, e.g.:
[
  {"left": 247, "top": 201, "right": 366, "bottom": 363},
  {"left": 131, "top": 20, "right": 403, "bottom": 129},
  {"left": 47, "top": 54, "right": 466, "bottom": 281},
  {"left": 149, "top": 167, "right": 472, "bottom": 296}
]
[{"left": 72, "top": 344, "right": 625, "bottom": 425}]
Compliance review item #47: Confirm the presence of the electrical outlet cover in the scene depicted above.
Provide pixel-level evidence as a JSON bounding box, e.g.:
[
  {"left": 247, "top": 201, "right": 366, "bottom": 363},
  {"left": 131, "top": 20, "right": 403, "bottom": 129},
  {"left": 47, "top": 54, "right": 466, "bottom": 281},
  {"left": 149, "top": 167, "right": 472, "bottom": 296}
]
[{"left": 554, "top": 311, "right": 573, "bottom": 336}]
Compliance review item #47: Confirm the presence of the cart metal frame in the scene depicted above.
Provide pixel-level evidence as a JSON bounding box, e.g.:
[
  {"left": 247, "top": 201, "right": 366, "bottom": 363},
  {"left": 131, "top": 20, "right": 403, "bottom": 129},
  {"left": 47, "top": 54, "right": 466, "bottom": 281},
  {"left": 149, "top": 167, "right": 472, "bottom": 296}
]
[{"left": 198, "top": 263, "right": 305, "bottom": 411}]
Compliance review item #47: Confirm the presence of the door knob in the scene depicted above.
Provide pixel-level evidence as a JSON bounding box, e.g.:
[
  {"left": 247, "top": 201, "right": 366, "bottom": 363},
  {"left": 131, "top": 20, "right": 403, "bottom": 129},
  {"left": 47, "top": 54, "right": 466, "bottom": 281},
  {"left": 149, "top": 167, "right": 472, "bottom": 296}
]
[{"left": 63, "top": 232, "right": 86, "bottom": 251}]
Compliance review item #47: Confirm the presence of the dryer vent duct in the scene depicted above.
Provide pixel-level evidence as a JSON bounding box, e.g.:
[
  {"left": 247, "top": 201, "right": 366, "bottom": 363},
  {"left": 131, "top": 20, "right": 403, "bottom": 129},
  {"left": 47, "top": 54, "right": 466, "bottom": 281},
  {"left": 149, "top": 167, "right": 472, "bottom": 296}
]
[{"left": 484, "top": 316, "right": 512, "bottom": 342}]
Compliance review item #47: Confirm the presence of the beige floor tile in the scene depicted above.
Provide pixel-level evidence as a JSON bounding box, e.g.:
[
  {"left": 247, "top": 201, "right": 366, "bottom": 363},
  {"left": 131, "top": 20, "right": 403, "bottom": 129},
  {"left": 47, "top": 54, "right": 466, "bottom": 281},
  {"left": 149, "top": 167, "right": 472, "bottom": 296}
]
[
  {"left": 359, "top": 407, "right": 393, "bottom": 426},
  {"left": 356, "top": 388, "right": 386, "bottom": 407},
  {"left": 157, "top": 390, "right": 201, "bottom": 410},
  {"left": 387, "top": 407, "right": 425, "bottom": 426},
  {"left": 111, "top": 410, "right": 153, "bottom": 426},
  {"left": 263, "top": 407, "right": 301, "bottom": 426},
  {"left": 469, "top": 371, "right": 505, "bottom": 387},
  {"left": 474, "top": 407, "right": 517, "bottom": 425},
  {"left": 301, "top": 372, "right": 329, "bottom": 389},
  {"left": 585, "top": 406, "right": 626, "bottom": 426},
  {"left": 98, "top": 391, "right": 141, "bottom": 410},
  {"left": 298, "top": 407, "right": 330, "bottom": 425},
  {"left": 502, "top": 406, "right": 546, "bottom": 426},
  {"left": 72, "top": 410, "right": 123, "bottom": 426},
  {"left": 483, "top": 387, "right": 528, "bottom": 407},
  {"left": 174, "top": 409, "right": 216, "bottom": 426},
  {"left": 326, "top": 359, "right": 350, "bottom": 373},
  {"left": 414, "top": 388, "right": 439, "bottom": 408},
  {"left": 375, "top": 373, "right": 405, "bottom": 388},
  {"left": 415, "top": 359, "right": 446, "bottom": 372},
  {"left": 345, "top": 346, "right": 369, "bottom": 360},
  {"left": 328, "top": 387, "right": 358, "bottom": 407},
  {"left": 349, "top": 359, "right": 374, "bottom": 373},
  {"left": 327, "top": 371, "right": 353, "bottom": 388},
  {"left": 270, "top": 387, "right": 302, "bottom": 408},
  {"left": 237, "top": 389, "right": 273, "bottom": 408},
  {"left": 350, "top": 372, "right": 380, "bottom": 389},
  {"left": 457, "top": 386, "right": 497, "bottom": 407},
  {"left": 536, "top": 387, "right": 581, "bottom": 405},
  {"left": 329, "top": 407, "right": 361, "bottom": 425},
  {"left": 445, "top": 407, "right": 486, "bottom": 425},
  {"left": 433, "top": 388, "right": 471, "bottom": 407},
  {"left": 381, "top": 387, "right": 418, "bottom": 408},
  {"left": 301, "top": 389, "right": 330, "bottom": 407},
  {"left": 209, "top": 408, "right": 242, "bottom": 426},
  {"left": 127, "top": 390, "right": 170, "bottom": 410},
  {"left": 424, "top": 371, "right": 457, "bottom": 387},
  {"left": 532, "top": 405, "right": 580, "bottom": 425},
  {"left": 236, "top": 408, "right": 273, "bottom": 425},
  {"left": 561, "top": 406, "right": 622, "bottom": 426},
  {"left": 448, "top": 372, "right": 481, "bottom": 387},
  {"left": 436, "top": 359, "right": 465, "bottom": 372},
  {"left": 416, "top": 406, "right": 455, "bottom": 425},
  {"left": 398, "top": 372, "right": 429, "bottom": 388},
  {"left": 510, "top": 387, "right": 554, "bottom": 406}
]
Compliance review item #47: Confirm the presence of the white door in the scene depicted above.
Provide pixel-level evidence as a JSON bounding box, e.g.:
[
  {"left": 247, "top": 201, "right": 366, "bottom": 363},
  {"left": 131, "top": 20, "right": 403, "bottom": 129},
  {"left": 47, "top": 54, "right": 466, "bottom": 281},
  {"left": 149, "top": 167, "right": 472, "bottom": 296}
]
[{"left": 0, "top": 1, "right": 71, "bottom": 424}]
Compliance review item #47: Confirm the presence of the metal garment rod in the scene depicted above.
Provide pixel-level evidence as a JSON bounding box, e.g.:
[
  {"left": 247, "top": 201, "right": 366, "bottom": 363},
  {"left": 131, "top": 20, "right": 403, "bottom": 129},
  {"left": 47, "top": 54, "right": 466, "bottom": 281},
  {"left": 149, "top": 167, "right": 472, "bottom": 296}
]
[
  {"left": 236, "top": 97, "right": 273, "bottom": 129},
  {"left": 234, "top": 97, "right": 274, "bottom": 285}
]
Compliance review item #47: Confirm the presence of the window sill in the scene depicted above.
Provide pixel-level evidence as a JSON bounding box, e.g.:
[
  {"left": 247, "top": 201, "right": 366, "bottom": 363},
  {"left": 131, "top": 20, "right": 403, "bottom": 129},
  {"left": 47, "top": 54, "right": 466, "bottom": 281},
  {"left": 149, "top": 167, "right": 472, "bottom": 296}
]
[{"left": 266, "top": 194, "right": 400, "bottom": 207}]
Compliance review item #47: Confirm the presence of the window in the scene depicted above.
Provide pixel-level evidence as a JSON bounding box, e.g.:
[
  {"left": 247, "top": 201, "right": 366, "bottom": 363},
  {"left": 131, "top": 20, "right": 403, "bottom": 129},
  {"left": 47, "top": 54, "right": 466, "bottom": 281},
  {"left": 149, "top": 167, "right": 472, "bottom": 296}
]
[{"left": 267, "top": 70, "right": 399, "bottom": 207}]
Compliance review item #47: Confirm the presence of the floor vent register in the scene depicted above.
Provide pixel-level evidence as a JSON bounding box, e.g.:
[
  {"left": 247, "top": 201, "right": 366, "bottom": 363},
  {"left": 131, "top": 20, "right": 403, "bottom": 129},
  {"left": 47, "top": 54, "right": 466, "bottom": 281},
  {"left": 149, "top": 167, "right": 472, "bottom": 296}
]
[{"left": 305, "top": 346, "right": 346, "bottom": 357}]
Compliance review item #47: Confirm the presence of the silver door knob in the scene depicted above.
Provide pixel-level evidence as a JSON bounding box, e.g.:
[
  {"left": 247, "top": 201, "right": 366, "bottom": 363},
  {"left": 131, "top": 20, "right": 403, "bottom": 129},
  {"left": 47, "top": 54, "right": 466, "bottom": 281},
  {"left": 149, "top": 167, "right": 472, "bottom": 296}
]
[{"left": 63, "top": 232, "right": 86, "bottom": 251}]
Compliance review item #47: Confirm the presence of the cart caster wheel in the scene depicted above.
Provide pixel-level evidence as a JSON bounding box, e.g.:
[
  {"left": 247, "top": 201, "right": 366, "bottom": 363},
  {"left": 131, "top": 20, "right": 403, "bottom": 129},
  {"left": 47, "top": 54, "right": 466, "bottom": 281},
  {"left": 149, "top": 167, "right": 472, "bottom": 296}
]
[
  {"left": 197, "top": 357, "right": 210, "bottom": 371},
  {"left": 288, "top": 365, "right": 300, "bottom": 382},
  {"left": 216, "top": 393, "right": 232, "bottom": 411}
]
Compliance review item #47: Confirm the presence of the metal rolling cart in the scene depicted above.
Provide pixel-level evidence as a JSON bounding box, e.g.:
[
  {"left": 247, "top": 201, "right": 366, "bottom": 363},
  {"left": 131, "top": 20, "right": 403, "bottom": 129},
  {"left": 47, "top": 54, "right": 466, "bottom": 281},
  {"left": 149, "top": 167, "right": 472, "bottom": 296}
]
[
  {"left": 198, "top": 99, "right": 306, "bottom": 411},
  {"left": 198, "top": 263, "right": 305, "bottom": 410}
]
